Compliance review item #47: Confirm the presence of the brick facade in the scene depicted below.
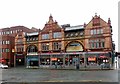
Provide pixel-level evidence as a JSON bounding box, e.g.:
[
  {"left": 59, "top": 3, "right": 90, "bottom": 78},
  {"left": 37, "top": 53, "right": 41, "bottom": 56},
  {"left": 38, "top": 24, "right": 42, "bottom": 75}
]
[
  {"left": 0, "top": 26, "right": 36, "bottom": 66},
  {"left": 0, "top": 14, "right": 114, "bottom": 68}
]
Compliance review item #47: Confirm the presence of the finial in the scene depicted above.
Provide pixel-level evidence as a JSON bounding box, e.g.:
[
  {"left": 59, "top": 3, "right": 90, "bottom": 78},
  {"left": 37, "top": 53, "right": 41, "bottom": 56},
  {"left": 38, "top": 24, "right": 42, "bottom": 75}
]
[
  {"left": 95, "top": 13, "right": 97, "bottom": 16},
  {"left": 49, "top": 13, "right": 53, "bottom": 18},
  {"left": 48, "top": 14, "right": 54, "bottom": 24},
  {"left": 84, "top": 22, "right": 86, "bottom": 27}
]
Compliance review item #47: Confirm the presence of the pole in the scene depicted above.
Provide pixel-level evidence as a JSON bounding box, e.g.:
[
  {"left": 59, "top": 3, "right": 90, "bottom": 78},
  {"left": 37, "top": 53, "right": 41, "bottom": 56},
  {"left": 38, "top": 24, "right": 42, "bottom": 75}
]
[
  {"left": 38, "top": 52, "right": 40, "bottom": 68},
  {"left": 78, "top": 53, "right": 80, "bottom": 66},
  {"left": 68, "top": 54, "right": 69, "bottom": 66},
  {"left": 50, "top": 51, "right": 52, "bottom": 68},
  {"left": 63, "top": 54, "right": 65, "bottom": 68},
  {"left": 83, "top": 52, "right": 86, "bottom": 68},
  {"left": 14, "top": 53, "right": 16, "bottom": 67}
]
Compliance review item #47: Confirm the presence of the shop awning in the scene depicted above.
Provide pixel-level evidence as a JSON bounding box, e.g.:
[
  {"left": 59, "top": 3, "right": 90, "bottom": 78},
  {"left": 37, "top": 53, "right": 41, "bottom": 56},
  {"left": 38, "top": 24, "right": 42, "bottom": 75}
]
[{"left": 0, "top": 59, "right": 6, "bottom": 63}]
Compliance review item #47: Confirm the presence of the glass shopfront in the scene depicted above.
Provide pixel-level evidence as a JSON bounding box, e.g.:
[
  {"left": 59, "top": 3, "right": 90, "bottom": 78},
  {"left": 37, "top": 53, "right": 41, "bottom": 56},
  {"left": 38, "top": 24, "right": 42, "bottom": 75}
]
[
  {"left": 39, "top": 55, "right": 63, "bottom": 65},
  {"left": 16, "top": 54, "right": 24, "bottom": 66},
  {"left": 26, "top": 55, "right": 39, "bottom": 68}
]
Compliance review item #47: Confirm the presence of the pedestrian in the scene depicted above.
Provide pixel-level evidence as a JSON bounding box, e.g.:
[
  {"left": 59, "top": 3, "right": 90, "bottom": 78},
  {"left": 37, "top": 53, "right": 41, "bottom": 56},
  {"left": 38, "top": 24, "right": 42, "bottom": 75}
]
[{"left": 55, "top": 62, "right": 57, "bottom": 69}]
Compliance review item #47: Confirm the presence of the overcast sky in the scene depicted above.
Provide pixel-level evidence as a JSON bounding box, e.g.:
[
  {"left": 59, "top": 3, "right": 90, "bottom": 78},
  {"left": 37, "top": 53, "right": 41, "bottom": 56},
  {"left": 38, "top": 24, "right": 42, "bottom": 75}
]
[{"left": 0, "top": 0, "right": 119, "bottom": 51}]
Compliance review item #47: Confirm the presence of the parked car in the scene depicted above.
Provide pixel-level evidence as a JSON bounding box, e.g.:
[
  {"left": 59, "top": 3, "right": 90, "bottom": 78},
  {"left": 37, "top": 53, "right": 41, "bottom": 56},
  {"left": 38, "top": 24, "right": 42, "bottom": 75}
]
[{"left": 0, "top": 63, "right": 8, "bottom": 69}]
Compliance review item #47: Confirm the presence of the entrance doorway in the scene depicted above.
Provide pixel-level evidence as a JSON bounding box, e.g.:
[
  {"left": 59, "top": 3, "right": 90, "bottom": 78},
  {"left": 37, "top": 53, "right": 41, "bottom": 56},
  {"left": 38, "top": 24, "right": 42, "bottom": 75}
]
[
  {"left": 29, "top": 60, "right": 39, "bottom": 66},
  {"left": 16, "top": 58, "right": 24, "bottom": 66}
]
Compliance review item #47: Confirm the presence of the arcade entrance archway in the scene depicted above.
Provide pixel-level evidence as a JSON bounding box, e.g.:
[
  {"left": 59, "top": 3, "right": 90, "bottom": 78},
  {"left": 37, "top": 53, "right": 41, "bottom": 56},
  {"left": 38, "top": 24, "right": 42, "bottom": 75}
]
[
  {"left": 26, "top": 45, "right": 39, "bottom": 68},
  {"left": 65, "top": 41, "right": 84, "bottom": 66}
]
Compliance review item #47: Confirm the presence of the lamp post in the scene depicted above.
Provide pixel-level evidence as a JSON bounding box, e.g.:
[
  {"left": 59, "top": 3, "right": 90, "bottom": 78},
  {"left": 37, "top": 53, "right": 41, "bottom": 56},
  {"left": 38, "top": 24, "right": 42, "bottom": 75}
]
[{"left": 12, "top": 49, "right": 16, "bottom": 67}]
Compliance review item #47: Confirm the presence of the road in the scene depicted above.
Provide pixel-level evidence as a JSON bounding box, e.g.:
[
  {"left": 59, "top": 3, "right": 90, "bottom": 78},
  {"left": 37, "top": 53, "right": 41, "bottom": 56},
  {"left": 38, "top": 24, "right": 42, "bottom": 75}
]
[{"left": 0, "top": 66, "right": 119, "bottom": 83}]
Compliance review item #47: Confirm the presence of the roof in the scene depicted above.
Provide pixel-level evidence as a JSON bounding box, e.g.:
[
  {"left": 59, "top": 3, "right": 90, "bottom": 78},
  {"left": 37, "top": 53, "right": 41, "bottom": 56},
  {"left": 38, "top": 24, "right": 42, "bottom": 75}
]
[
  {"left": 26, "top": 32, "right": 39, "bottom": 36},
  {"left": 65, "top": 25, "right": 84, "bottom": 31}
]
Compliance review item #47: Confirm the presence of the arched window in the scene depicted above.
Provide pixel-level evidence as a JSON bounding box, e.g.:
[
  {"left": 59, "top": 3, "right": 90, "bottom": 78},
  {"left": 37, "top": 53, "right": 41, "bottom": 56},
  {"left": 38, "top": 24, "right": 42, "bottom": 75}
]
[
  {"left": 66, "top": 42, "right": 83, "bottom": 52},
  {"left": 27, "top": 45, "right": 38, "bottom": 53}
]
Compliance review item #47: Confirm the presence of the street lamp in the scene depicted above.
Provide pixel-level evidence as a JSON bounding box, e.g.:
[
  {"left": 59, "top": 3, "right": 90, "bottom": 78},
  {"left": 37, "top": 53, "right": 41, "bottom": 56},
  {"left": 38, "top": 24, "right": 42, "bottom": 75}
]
[{"left": 12, "top": 49, "right": 16, "bottom": 67}]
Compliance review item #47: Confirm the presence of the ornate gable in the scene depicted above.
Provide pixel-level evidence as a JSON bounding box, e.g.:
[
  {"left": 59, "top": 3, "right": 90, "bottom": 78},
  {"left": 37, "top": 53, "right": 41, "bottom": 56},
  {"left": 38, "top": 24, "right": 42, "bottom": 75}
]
[
  {"left": 85, "top": 13, "right": 111, "bottom": 30},
  {"left": 85, "top": 14, "right": 112, "bottom": 36},
  {"left": 41, "top": 14, "right": 61, "bottom": 33}
]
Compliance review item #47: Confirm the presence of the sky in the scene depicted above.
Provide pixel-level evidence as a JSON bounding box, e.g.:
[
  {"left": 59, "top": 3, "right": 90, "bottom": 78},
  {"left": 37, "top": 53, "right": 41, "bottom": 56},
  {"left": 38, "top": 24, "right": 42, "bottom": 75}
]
[{"left": 0, "top": 0, "right": 119, "bottom": 51}]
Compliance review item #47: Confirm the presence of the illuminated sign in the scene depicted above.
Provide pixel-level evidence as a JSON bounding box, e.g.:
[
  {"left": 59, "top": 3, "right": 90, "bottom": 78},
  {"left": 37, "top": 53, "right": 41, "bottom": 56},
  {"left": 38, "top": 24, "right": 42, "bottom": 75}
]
[
  {"left": 51, "top": 58, "right": 57, "bottom": 61},
  {"left": 88, "top": 57, "right": 96, "bottom": 61}
]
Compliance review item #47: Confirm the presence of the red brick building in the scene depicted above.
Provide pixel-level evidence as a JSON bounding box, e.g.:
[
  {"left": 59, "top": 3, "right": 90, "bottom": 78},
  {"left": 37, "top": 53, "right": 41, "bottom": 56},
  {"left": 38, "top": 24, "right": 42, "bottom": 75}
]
[
  {"left": 0, "top": 26, "right": 36, "bottom": 66},
  {"left": 14, "top": 14, "right": 115, "bottom": 68}
]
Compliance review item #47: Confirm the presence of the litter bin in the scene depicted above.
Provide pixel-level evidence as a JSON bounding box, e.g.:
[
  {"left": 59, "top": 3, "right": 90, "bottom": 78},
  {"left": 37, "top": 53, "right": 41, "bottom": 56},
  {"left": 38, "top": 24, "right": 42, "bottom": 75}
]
[{"left": 76, "top": 64, "right": 79, "bottom": 69}]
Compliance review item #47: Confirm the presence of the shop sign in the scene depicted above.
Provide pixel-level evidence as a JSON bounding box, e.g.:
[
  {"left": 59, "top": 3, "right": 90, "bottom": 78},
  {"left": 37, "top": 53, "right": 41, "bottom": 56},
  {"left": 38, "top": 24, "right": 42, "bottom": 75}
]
[
  {"left": 51, "top": 58, "right": 57, "bottom": 61},
  {"left": 88, "top": 57, "right": 96, "bottom": 61},
  {"left": 27, "top": 52, "right": 38, "bottom": 55}
]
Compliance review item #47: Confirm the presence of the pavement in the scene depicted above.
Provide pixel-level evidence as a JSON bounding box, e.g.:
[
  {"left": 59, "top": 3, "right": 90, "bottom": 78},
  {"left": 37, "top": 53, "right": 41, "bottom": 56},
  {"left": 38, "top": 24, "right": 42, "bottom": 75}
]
[
  {"left": 38, "top": 65, "right": 115, "bottom": 71},
  {"left": 1, "top": 66, "right": 118, "bottom": 83}
]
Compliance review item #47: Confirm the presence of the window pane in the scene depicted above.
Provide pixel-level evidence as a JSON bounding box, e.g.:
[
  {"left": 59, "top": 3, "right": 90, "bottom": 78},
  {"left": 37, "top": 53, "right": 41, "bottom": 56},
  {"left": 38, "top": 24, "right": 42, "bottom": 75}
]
[
  {"left": 53, "top": 32, "right": 61, "bottom": 38},
  {"left": 97, "top": 29, "right": 100, "bottom": 34},
  {"left": 101, "top": 29, "right": 103, "bottom": 34},
  {"left": 42, "top": 43, "right": 49, "bottom": 50},
  {"left": 93, "top": 29, "right": 96, "bottom": 34},
  {"left": 101, "top": 42, "right": 105, "bottom": 48},
  {"left": 91, "top": 30, "right": 93, "bottom": 35},
  {"left": 42, "top": 34, "right": 49, "bottom": 39},
  {"left": 53, "top": 42, "right": 61, "bottom": 50}
]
